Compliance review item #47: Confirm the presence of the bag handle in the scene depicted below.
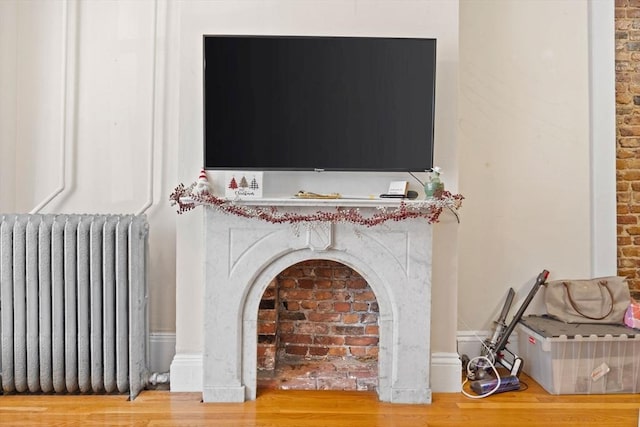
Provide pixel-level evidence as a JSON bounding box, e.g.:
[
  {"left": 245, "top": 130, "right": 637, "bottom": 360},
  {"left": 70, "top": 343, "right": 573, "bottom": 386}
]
[{"left": 562, "top": 280, "right": 614, "bottom": 320}]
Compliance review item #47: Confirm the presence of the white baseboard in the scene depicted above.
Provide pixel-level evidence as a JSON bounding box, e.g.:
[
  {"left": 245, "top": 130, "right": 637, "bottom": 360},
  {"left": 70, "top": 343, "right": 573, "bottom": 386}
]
[
  {"left": 456, "top": 330, "right": 520, "bottom": 360},
  {"left": 149, "top": 332, "right": 176, "bottom": 374},
  {"left": 165, "top": 330, "right": 528, "bottom": 394},
  {"left": 430, "top": 352, "right": 462, "bottom": 393},
  {"left": 161, "top": 331, "right": 524, "bottom": 393},
  {"left": 169, "top": 353, "right": 203, "bottom": 392},
  {"left": 168, "top": 351, "right": 463, "bottom": 394}
]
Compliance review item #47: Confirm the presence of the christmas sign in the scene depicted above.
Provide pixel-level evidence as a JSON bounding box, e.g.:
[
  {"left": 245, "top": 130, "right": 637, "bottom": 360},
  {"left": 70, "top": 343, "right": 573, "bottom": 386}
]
[{"left": 225, "top": 171, "right": 263, "bottom": 199}]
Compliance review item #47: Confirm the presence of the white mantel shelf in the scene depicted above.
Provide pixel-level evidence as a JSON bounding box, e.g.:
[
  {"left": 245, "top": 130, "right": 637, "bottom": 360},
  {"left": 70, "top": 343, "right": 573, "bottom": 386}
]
[
  {"left": 221, "top": 196, "right": 423, "bottom": 207},
  {"left": 179, "top": 196, "right": 436, "bottom": 209}
]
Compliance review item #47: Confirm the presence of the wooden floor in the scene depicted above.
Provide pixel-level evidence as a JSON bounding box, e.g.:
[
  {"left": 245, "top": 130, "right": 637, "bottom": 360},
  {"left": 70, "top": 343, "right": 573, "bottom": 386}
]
[{"left": 1, "top": 374, "right": 640, "bottom": 426}]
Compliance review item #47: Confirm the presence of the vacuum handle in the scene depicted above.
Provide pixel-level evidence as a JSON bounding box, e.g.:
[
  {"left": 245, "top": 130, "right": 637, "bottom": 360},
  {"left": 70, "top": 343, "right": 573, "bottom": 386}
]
[{"left": 494, "top": 269, "right": 549, "bottom": 353}]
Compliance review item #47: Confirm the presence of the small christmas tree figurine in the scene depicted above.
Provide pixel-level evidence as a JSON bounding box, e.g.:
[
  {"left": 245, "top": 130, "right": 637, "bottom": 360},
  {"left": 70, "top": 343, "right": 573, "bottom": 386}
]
[
  {"left": 249, "top": 176, "right": 260, "bottom": 190},
  {"left": 228, "top": 176, "right": 238, "bottom": 190},
  {"left": 194, "top": 168, "right": 211, "bottom": 195}
]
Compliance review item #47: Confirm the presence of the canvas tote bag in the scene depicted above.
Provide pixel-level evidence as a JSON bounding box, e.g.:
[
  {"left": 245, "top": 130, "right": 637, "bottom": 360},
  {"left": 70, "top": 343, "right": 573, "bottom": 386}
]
[{"left": 544, "top": 276, "right": 631, "bottom": 324}]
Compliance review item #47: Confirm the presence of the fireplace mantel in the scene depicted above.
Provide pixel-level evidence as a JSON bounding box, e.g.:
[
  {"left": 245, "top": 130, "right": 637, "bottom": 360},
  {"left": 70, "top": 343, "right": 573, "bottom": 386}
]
[
  {"left": 202, "top": 199, "right": 434, "bottom": 404},
  {"left": 216, "top": 196, "right": 426, "bottom": 207}
]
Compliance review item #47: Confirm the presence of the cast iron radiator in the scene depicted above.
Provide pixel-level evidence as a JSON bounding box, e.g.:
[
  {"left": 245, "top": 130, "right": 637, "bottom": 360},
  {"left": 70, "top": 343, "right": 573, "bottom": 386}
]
[{"left": 0, "top": 214, "right": 149, "bottom": 399}]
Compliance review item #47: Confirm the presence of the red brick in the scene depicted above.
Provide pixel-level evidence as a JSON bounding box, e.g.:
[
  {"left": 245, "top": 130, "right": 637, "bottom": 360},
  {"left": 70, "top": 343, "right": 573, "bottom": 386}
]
[
  {"left": 300, "top": 300, "right": 318, "bottom": 310},
  {"left": 316, "top": 267, "right": 333, "bottom": 278},
  {"left": 280, "top": 333, "right": 313, "bottom": 344},
  {"left": 342, "top": 313, "right": 360, "bottom": 324},
  {"left": 333, "top": 291, "right": 351, "bottom": 302},
  {"left": 285, "top": 345, "right": 308, "bottom": 356},
  {"left": 334, "top": 326, "right": 364, "bottom": 335},
  {"left": 334, "top": 302, "right": 351, "bottom": 312},
  {"left": 626, "top": 226, "right": 640, "bottom": 235},
  {"left": 327, "top": 347, "right": 348, "bottom": 357},
  {"left": 316, "top": 301, "right": 333, "bottom": 312},
  {"left": 317, "top": 377, "right": 357, "bottom": 390},
  {"left": 619, "top": 169, "right": 640, "bottom": 180},
  {"left": 279, "top": 278, "right": 297, "bottom": 288},
  {"left": 354, "top": 291, "right": 376, "bottom": 302},
  {"left": 280, "top": 289, "right": 314, "bottom": 300},
  {"left": 347, "top": 278, "right": 368, "bottom": 289},
  {"left": 308, "top": 312, "right": 342, "bottom": 322},
  {"left": 316, "top": 279, "right": 333, "bottom": 289},
  {"left": 619, "top": 268, "right": 636, "bottom": 278},
  {"left": 258, "top": 310, "right": 276, "bottom": 321},
  {"left": 365, "top": 325, "right": 379, "bottom": 335},
  {"left": 333, "top": 267, "right": 351, "bottom": 278},
  {"left": 298, "top": 279, "right": 314, "bottom": 289},
  {"left": 278, "top": 321, "right": 295, "bottom": 333},
  {"left": 345, "top": 336, "right": 379, "bottom": 346},
  {"left": 619, "top": 215, "right": 638, "bottom": 224},
  {"left": 280, "top": 377, "right": 317, "bottom": 390},
  {"left": 619, "top": 258, "right": 639, "bottom": 267},
  {"left": 349, "top": 347, "right": 367, "bottom": 357},
  {"left": 314, "top": 335, "right": 345, "bottom": 345},
  {"left": 297, "top": 323, "right": 330, "bottom": 335},
  {"left": 331, "top": 280, "right": 347, "bottom": 289},
  {"left": 619, "top": 236, "right": 633, "bottom": 245},
  {"left": 286, "top": 301, "right": 301, "bottom": 311},
  {"left": 309, "top": 346, "right": 330, "bottom": 356},
  {"left": 281, "top": 267, "right": 304, "bottom": 277},
  {"left": 360, "top": 313, "right": 378, "bottom": 324},
  {"left": 314, "top": 291, "right": 334, "bottom": 300},
  {"left": 258, "top": 323, "right": 276, "bottom": 334},
  {"left": 622, "top": 246, "right": 640, "bottom": 256},
  {"left": 262, "top": 287, "right": 277, "bottom": 299},
  {"left": 365, "top": 347, "right": 379, "bottom": 357},
  {"left": 619, "top": 137, "right": 640, "bottom": 147},
  {"left": 352, "top": 302, "right": 369, "bottom": 311}
]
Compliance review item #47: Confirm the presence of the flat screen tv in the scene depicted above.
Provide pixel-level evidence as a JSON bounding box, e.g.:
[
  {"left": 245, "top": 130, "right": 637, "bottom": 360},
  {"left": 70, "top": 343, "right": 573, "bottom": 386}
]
[{"left": 203, "top": 35, "right": 436, "bottom": 172}]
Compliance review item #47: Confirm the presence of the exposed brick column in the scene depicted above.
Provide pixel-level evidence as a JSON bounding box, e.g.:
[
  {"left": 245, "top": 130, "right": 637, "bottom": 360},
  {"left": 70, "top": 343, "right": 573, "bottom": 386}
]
[{"left": 616, "top": 0, "right": 640, "bottom": 290}]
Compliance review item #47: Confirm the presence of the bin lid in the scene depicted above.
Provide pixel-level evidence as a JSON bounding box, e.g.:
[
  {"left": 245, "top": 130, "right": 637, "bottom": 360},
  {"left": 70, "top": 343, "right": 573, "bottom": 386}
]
[{"left": 519, "top": 315, "right": 639, "bottom": 339}]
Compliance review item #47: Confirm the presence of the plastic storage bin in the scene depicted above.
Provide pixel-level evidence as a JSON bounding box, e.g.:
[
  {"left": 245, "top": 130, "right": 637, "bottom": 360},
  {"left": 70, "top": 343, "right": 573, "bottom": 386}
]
[{"left": 517, "top": 315, "right": 640, "bottom": 394}]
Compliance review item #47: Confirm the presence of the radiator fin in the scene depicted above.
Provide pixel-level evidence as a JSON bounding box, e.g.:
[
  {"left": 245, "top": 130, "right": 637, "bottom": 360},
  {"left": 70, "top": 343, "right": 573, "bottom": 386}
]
[{"left": 0, "top": 214, "right": 148, "bottom": 399}]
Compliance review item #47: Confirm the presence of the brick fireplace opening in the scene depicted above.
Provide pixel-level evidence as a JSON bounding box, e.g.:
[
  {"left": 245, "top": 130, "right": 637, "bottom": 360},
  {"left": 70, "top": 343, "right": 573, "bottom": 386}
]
[{"left": 256, "top": 260, "right": 379, "bottom": 391}]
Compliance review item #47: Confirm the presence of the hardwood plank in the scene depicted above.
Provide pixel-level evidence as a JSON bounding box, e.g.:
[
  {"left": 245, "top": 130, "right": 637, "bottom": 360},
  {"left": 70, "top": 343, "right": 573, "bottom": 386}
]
[{"left": 0, "top": 374, "right": 639, "bottom": 427}]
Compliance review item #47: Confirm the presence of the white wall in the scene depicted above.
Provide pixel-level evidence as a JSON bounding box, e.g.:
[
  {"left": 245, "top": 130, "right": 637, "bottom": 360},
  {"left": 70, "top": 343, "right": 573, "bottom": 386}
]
[
  {"left": 458, "top": 0, "right": 615, "bottom": 339},
  {"left": 0, "top": 0, "right": 614, "bottom": 388},
  {"left": 0, "top": 0, "right": 178, "bottom": 347}
]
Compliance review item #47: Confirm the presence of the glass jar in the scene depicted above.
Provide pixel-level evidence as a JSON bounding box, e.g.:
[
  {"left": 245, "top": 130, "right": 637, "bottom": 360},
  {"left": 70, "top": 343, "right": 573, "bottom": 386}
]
[{"left": 424, "top": 177, "right": 444, "bottom": 198}]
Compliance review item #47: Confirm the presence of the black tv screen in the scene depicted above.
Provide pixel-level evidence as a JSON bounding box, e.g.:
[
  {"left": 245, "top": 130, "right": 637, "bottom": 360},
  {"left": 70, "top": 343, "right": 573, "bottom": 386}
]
[{"left": 203, "top": 35, "right": 436, "bottom": 171}]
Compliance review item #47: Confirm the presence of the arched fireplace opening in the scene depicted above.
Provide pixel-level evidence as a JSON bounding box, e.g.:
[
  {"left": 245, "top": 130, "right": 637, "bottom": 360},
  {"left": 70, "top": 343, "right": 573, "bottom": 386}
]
[{"left": 257, "top": 260, "right": 379, "bottom": 391}]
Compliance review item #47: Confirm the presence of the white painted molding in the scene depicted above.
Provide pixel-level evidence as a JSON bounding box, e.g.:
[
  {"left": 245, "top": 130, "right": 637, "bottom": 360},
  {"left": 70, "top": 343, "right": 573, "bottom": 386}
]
[
  {"left": 30, "top": 0, "right": 76, "bottom": 214},
  {"left": 165, "top": 331, "right": 527, "bottom": 393},
  {"left": 136, "top": 0, "right": 162, "bottom": 216},
  {"left": 169, "top": 353, "right": 203, "bottom": 392},
  {"left": 430, "top": 352, "right": 462, "bottom": 393},
  {"left": 588, "top": 0, "right": 616, "bottom": 277},
  {"left": 149, "top": 332, "right": 176, "bottom": 374}
]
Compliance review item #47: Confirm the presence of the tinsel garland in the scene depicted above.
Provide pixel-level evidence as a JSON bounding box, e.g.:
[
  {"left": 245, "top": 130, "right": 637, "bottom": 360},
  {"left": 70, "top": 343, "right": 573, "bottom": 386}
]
[{"left": 169, "top": 182, "right": 463, "bottom": 226}]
